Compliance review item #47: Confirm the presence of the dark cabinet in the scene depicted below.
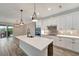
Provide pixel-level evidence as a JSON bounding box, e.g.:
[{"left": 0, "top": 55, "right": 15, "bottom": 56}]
[{"left": 48, "top": 42, "right": 53, "bottom": 56}]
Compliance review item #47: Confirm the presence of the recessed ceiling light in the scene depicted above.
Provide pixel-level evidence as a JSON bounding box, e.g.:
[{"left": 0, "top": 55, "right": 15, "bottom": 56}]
[{"left": 48, "top": 8, "right": 52, "bottom": 11}]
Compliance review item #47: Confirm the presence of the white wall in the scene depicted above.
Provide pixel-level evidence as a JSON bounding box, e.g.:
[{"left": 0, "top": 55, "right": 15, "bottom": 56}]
[
  {"left": 26, "top": 22, "right": 36, "bottom": 36},
  {"left": 13, "top": 24, "right": 26, "bottom": 36},
  {"left": 13, "top": 22, "right": 36, "bottom": 36}
]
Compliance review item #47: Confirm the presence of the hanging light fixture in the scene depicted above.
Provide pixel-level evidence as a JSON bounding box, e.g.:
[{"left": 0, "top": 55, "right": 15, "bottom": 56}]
[
  {"left": 14, "top": 9, "right": 24, "bottom": 27},
  {"left": 20, "top": 9, "right": 24, "bottom": 25},
  {"left": 32, "top": 3, "right": 38, "bottom": 22}
]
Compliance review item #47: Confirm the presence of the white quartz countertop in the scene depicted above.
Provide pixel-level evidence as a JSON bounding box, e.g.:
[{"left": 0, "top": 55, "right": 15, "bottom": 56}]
[
  {"left": 43, "top": 34, "right": 79, "bottom": 39},
  {"left": 57, "top": 34, "right": 79, "bottom": 39},
  {"left": 16, "top": 35, "right": 53, "bottom": 51}
]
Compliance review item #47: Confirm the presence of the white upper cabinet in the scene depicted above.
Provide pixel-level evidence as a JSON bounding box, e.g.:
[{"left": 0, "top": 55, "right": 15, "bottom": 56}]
[
  {"left": 65, "top": 14, "right": 72, "bottom": 30},
  {"left": 57, "top": 11, "right": 79, "bottom": 30},
  {"left": 57, "top": 16, "right": 64, "bottom": 30},
  {"left": 72, "top": 12, "right": 79, "bottom": 30},
  {"left": 57, "top": 14, "right": 72, "bottom": 30},
  {"left": 38, "top": 11, "right": 79, "bottom": 31},
  {"left": 57, "top": 15, "right": 63, "bottom": 30}
]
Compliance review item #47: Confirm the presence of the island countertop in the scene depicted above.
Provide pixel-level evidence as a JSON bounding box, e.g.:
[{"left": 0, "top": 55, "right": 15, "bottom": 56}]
[{"left": 15, "top": 35, "right": 53, "bottom": 51}]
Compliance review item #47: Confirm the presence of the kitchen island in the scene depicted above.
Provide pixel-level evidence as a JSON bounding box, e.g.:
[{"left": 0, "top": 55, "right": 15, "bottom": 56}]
[{"left": 15, "top": 35, "right": 53, "bottom": 56}]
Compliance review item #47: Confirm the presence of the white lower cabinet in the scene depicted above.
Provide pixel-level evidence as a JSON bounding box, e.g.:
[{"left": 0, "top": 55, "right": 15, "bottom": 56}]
[
  {"left": 57, "top": 37, "right": 65, "bottom": 48},
  {"left": 55, "top": 37, "right": 72, "bottom": 50},
  {"left": 63, "top": 38, "right": 73, "bottom": 50},
  {"left": 72, "top": 39, "right": 79, "bottom": 52},
  {"left": 44, "top": 36, "right": 79, "bottom": 53},
  {"left": 55, "top": 37, "right": 79, "bottom": 53},
  {"left": 54, "top": 37, "right": 60, "bottom": 46},
  {"left": 53, "top": 37, "right": 65, "bottom": 47}
]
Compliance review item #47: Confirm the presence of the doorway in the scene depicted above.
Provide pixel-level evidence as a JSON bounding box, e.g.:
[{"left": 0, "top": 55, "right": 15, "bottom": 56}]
[{"left": 0, "top": 25, "right": 13, "bottom": 38}]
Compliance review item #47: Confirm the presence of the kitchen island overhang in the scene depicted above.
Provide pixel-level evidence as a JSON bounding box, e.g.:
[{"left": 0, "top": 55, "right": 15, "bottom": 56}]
[{"left": 15, "top": 35, "right": 53, "bottom": 56}]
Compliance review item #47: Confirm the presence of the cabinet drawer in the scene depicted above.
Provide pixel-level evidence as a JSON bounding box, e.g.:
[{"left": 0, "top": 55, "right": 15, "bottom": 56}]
[
  {"left": 72, "top": 39, "right": 79, "bottom": 52},
  {"left": 63, "top": 38, "right": 73, "bottom": 50},
  {"left": 58, "top": 37, "right": 66, "bottom": 48},
  {"left": 72, "top": 43, "right": 79, "bottom": 52},
  {"left": 54, "top": 37, "right": 64, "bottom": 47}
]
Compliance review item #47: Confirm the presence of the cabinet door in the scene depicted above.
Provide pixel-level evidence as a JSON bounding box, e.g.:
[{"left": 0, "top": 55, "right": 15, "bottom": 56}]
[
  {"left": 72, "top": 12, "right": 79, "bottom": 30},
  {"left": 65, "top": 14, "right": 72, "bottom": 30},
  {"left": 57, "top": 37, "right": 72, "bottom": 49},
  {"left": 57, "top": 16, "right": 64, "bottom": 30},
  {"left": 72, "top": 38, "right": 79, "bottom": 52},
  {"left": 62, "top": 38, "right": 72, "bottom": 50},
  {"left": 54, "top": 37, "right": 65, "bottom": 47},
  {"left": 58, "top": 37, "right": 66, "bottom": 48}
]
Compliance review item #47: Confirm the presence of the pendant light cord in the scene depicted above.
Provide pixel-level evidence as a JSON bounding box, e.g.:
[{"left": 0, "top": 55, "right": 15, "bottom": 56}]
[
  {"left": 32, "top": 3, "right": 38, "bottom": 22},
  {"left": 34, "top": 3, "right": 36, "bottom": 13},
  {"left": 20, "top": 9, "right": 23, "bottom": 22}
]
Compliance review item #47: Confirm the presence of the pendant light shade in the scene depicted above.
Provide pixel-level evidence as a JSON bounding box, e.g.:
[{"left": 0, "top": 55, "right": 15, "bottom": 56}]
[
  {"left": 32, "top": 3, "right": 38, "bottom": 22},
  {"left": 14, "top": 9, "right": 24, "bottom": 27},
  {"left": 20, "top": 9, "right": 24, "bottom": 25}
]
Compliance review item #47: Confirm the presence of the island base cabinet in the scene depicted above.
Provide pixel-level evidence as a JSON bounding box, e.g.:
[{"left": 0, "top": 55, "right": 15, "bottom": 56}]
[
  {"left": 48, "top": 42, "right": 53, "bottom": 56},
  {"left": 20, "top": 41, "right": 48, "bottom": 56}
]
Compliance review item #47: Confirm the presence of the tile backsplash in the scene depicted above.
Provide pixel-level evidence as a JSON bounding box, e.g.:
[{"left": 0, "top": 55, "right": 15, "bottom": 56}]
[
  {"left": 43, "top": 29, "right": 79, "bottom": 36},
  {"left": 58, "top": 30, "right": 79, "bottom": 36}
]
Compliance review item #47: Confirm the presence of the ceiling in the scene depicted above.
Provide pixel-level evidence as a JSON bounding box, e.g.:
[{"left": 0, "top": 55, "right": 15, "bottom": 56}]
[{"left": 0, "top": 3, "right": 79, "bottom": 25}]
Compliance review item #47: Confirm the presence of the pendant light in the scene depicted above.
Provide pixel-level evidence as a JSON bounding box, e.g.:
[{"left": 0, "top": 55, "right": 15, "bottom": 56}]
[
  {"left": 32, "top": 3, "right": 38, "bottom": 22},
  {"left": 20, "top": 9, "right": 24, "bottom": 25}
]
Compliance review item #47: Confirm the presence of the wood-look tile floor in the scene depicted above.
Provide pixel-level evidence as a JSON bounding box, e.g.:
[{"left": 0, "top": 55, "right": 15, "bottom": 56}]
[
  {"left": 0, "top": 37, "right": 27, "bottom": 56},
  {"left": 0, "top": 37, "right": 79, "bottom": 56}
]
